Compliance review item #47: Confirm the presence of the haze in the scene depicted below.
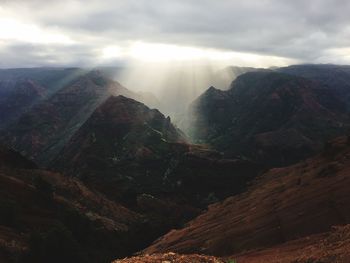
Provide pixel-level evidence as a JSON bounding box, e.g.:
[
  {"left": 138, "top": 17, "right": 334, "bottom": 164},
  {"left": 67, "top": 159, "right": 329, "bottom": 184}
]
[{"left": 1, "top": 0, "right": 350, "bottom": 118}]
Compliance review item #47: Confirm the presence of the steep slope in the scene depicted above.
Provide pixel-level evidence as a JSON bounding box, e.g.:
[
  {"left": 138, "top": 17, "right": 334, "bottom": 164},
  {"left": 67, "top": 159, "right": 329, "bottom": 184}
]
[
  {"left": 1, "top": 70, "right": 137, "bottom": 165},
  {"left": 51, "top": 96, "right": 261, "bottom": 236},
  {"left": 116, "top": 224, "right": 350, "bottom": 263},
  {"left": 0, "top": 145, "right": 162, "bottom": 263},
  {"left": 188, "top": 71, "right": 350, "bottom": 166},
  {"left": 145, "top": 136, "right": 350, "bottom": 257},
  {"left": 51, "top": 95, "right": 186, "bottom": 198},
  {"left": 233, "top": 224, "right": 350, "bottom": 263}
]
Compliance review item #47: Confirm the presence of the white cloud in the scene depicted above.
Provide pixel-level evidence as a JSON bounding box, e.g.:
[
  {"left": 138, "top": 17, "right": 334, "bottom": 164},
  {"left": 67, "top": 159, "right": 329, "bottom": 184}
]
[{"left": 0, "top": 0, "right": 349, "bottom": 67}]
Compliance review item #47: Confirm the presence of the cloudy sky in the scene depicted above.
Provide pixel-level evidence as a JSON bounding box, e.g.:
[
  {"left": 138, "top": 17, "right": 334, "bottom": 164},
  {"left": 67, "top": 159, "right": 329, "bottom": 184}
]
[{"left": 0, "top": 0, "right": 349, "bottom": 68}]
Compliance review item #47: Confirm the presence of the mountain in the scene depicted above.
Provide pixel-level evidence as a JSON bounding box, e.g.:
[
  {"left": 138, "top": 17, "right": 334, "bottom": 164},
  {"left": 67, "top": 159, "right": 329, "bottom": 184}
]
[
  {"left": 187, "top": 71, "right": 350, "bottom": 166},
  {"left": 0, "top": 70, "right": 137, "bottom": 166},
  {"left": 0, "top": 68, "right": 93, "bottom": 130},
  {"left": 51, "top": 95, "right": 261, "bottom": 236},
  {"left": 4, "top": 64, "right": 350, "bottom": 262},
  {"left": 144, "top": 136, "right": 350, "bottom": 257},
  {"left": 277, "top": 64, "right": 350, "bottom": 110},
  {"left": 0, "top": 80, "right": 46, "bottom": 129},
  {"left": 0, "top": 68, "right": 89, "bottom": 95}
]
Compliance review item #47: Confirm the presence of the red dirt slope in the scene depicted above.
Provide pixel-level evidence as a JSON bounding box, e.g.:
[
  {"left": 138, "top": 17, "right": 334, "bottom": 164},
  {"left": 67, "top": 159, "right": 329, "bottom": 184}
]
[
  {"left": 144, "top": 136, "right": 350, "bottom": 256},
  {"left": 234, "top": 223, "right": 350, "bottom": 263},
  {"left": 114, "top": 223, "right": 350, "bottom": 263}
]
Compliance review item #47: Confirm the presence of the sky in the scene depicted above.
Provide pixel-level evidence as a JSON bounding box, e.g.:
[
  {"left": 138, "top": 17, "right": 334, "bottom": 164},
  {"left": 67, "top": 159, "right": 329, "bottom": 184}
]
[{"left": 0, "top": 0, "right": 350, "bottom": 68}]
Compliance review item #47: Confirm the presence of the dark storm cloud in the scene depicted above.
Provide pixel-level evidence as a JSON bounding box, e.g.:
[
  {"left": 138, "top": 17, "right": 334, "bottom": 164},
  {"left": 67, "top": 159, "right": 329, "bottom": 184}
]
[{"left": 0, "top": 0, "right": 350, "bottom": 67}]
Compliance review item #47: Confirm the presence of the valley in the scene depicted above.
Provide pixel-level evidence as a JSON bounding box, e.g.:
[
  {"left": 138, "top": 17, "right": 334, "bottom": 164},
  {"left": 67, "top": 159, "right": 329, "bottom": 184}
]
[{"left": 0, "top": 65, "right": 350, "bottom": 263}]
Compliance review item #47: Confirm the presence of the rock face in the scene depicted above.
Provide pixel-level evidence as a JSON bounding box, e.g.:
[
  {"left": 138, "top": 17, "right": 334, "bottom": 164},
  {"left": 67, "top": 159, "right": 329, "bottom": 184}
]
[
  {"left": 1, "top": 70, "right": 137, "bottom": 166},
  {"left": 144, "top": 136, "right": 350, "bottom": 256},
  {"left": 187, "top": 71, "right": 350, "bottom": 166}
]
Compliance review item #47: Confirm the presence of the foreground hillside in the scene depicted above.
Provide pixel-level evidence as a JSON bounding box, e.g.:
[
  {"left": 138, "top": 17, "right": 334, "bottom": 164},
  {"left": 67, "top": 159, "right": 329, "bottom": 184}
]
[
  {"left": 114, "top": 223, "right": 350, "bottom": 263},
  {"left": 0, "top": 145, "right": 166, "bottom": 263},
  {"left": 144, "top": 136, "right": 350, "bottom": 256},
  {"left": 113, "top": 252, "right": 224, "bottom": 263},
  {"left": 234, "top": 223, "right": 350, "bottom": 263}
]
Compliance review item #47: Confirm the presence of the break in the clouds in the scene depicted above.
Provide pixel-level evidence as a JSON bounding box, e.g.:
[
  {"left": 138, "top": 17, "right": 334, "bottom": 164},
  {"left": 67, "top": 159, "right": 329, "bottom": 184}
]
[{"left": 0, "top": 0, "right": 349, "bottom": 67}]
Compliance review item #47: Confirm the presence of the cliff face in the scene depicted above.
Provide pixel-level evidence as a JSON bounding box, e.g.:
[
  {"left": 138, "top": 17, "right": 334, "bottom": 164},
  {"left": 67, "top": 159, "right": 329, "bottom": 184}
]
[
  {"left": 187, "top": 71, "right": 350, "bottom": 167},
  {"left": 144, "top": 136, "right": 350, "bottom": 256}
]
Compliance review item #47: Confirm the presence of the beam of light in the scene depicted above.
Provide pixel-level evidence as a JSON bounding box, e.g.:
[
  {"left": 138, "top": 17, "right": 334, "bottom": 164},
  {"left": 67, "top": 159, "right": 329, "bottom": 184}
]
[
  {"left": 103, "top": 42, "right": 298, "bottom": 126},
  {"left": 100, "top": 41, "right": 297, "bottom": 67},
  {"left": 126, "top": 41, "right": 298, "bottom": 67}
]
